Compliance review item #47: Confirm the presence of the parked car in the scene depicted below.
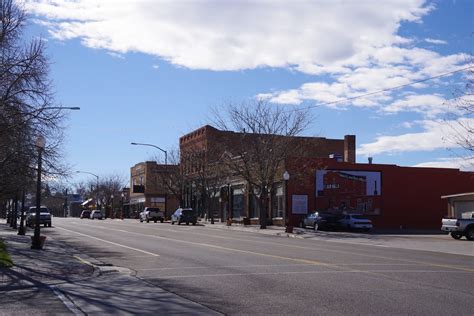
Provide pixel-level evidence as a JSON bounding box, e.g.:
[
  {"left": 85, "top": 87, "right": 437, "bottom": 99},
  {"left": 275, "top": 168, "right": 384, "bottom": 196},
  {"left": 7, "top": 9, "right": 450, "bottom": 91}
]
[
  {"left": 339, "top": 214, "right": 373, "bottom": 231},
  {"left": 441, "top": 212, "right": 474, "bottom": 240},
  {"left": 300, "top": 212, "right": 322, "bottom": 230},
  {"left": 80, "top": 210, "right": 91, "bottom": 219},
  {"left": 139, "top": 207, "right": 164, "bottom": 223},
  {"left": 300, "top": 212, "right": 342, "bottom": 231},
  {"left": 26, "top": 206, "right": 52, "bottom": 227},
  {"left": 90, "top": 210, "right": 103, "bottom": 220},
  {"left": 171, "top": 208, "right": 197, "bottom": 225}
]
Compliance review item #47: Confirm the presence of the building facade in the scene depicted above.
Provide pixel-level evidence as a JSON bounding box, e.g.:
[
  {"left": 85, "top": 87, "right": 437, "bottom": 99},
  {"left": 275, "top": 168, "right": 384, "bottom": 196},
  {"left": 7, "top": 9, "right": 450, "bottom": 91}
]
[
  {"left": 179, "top": 125, "right": 356, "bottom": 223},
  {"left": 129, "top": 161, "right": 180, "bottom": 219},
  {"left": 286, "top": 158, "right": 474, "bottom": 229}
]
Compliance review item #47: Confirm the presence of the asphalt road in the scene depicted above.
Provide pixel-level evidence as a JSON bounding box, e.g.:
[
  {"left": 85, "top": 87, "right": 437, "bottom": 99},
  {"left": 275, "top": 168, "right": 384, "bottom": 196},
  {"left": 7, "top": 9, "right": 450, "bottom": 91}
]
[{"left": 46, "top": 218, "right": 473, "bottom": 315}]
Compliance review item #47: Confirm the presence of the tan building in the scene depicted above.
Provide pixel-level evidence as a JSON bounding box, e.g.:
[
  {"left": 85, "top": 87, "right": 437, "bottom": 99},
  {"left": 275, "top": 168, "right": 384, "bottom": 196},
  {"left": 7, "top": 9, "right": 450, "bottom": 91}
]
[{"left": 129, "top": 161, "right": 180, "bottom": 219}]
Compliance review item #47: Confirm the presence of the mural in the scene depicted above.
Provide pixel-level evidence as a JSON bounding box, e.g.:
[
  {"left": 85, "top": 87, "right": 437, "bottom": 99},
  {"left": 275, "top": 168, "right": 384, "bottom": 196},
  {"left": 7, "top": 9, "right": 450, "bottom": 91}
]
[{"left": 315, "top": 170, "right": 382, "bottom": 215}]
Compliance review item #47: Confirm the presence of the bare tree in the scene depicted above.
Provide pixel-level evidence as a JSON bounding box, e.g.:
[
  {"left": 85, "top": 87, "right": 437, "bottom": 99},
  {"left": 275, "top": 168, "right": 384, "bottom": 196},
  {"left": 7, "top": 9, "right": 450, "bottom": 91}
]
[
  {"left": 212, "top": 99, "right": 313, "bottom": 228},
  {"left": 444, "top": 59, "right": 473, "bottom": 167},
  {"left": 154, "top": 149, "right": 186, "bottom": 206},
  {"left": 0, "top": 0, "right": 67, "bottom": 203}
]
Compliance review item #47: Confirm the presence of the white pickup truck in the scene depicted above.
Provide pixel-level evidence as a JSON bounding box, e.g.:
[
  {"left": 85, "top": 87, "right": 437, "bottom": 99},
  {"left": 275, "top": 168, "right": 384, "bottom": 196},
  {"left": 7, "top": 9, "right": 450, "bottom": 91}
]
[
  {"left": 139, "top": 207, "right": 164, "bottom": 223},
  {"left": 441, "top": 212, "right": 474, "bottom": 240}
]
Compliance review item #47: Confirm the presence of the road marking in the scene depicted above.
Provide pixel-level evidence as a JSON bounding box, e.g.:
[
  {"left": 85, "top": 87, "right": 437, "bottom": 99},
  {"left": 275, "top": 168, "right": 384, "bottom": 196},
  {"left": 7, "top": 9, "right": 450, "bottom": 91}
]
[
  {"left": 61, "top": 224, "right": 337, "bottom": 268},
  {"left": 137, "top": 263, "right": 424, "bottom": 271},
  {"left": 56, "top": 226, "right": 160, "bottom": 257},
  {"left": 158, "top": 269, "right": 472, "bottom": 279},
  {"left": 60, "top": 220, "right": 474, "bottom": 273},
  {"left": 73, "top": 255, "right": 94, "bottom": 266}
]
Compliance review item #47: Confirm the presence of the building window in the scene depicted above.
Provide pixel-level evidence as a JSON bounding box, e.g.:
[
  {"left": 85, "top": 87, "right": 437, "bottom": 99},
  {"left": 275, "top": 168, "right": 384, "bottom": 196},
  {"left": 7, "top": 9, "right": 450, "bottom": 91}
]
[
  {"left": 232, "top": 187, "right": 244, "bottom": 218},
  {"left": 249, "top": 194, "right": 260, "bottom": 218},
  {"left": 272, "top": 185, "right": 284, "bottom": 218}
]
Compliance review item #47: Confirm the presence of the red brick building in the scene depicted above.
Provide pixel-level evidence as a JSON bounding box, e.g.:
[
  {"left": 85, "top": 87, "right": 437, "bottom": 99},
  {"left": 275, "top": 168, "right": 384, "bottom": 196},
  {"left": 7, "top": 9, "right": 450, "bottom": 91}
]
[
  {"left": 286, "top": 158, "right": 474, "bottom": 229},
  {"left": 179, "top": 125, "right": 356, "bottom": 222}
]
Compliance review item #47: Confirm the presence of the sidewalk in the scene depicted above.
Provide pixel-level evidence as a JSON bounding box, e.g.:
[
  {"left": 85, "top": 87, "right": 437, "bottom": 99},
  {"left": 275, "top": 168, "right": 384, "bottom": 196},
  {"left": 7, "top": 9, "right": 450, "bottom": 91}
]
[{"left": 0, "top": 221, "right": 221, "bottom": 315}]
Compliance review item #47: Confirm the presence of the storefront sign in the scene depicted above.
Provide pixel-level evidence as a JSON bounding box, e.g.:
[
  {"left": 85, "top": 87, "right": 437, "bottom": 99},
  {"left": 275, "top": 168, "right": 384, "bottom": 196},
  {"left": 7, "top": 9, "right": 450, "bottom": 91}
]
[{"left": 292, "top": 195, "right": 308, "bottom": 214}]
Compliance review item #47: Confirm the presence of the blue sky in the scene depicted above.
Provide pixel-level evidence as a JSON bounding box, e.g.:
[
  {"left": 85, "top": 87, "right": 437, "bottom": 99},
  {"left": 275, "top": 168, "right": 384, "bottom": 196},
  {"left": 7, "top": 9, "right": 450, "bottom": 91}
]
[{"left": 22, "top": 0, "right": 473, "bottom": 186}]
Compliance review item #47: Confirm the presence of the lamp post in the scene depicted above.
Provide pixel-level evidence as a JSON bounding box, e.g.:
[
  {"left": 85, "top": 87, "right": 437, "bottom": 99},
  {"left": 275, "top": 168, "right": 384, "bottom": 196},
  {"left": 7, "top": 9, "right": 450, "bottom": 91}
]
[
  {"left": 121, "top": 192, "right": 124, "bottom": 220},
  {"left": 76, "top": 170, "right": 100, "bottom": 211},
  {"left": 130, "top": 142, "right": 167, "bottom": 165},
  {"left": 31, "top": 135, "right": 46, "bottom": 250},
  {"left": 283, "top": 170, "right": 292, "bottom": 233},
  {"left": 110, "top": 194, "right": 114, "bottom": 219}
]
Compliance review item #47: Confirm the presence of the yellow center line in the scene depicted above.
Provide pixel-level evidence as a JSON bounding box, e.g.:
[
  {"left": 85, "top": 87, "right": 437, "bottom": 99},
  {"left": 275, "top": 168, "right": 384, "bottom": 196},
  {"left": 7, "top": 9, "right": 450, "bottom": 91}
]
[{"left": 61, "top": 220, "right": 474, "bottom": 273}]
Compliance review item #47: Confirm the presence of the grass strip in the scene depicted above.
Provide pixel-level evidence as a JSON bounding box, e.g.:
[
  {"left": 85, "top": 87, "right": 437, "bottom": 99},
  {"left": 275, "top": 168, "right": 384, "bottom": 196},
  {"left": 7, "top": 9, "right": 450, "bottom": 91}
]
[{"left": 0, "top": 239, "right": 13, "bottom": 268}]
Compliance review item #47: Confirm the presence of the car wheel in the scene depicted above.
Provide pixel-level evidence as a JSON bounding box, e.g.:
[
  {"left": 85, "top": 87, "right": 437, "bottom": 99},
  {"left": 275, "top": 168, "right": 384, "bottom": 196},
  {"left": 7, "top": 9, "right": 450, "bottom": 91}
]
[
  {"left": 313, "top": 223, "right": 319, "bottom": 231},
  {"left": 178, "top": 220, "right": 181, "bottom": 225},
  {"left": 44, "top": 223, "right": 47, "bottom": 227},
  {"left": 171, "top": 221, "right": 175, "bottom": 225},
  {"left": 192, "top": 222, "right": 196, "bottom": 226},
  {"left": 140, "top": 219, "right": 143, "bottom": 223},
  {"left": 465, "top": 228, "right": 474, "bottom": 241},
  {"left": 186, "top": 222, "right": 189, "bottom": 225},
  {"left": 48, "top": 223, "right": 52, "bottom": 227},
  {"left": 146, "top": 219, "right": 149, "bottom": 223},
  {"left": 154, "top": 219, "right": 157, "bottom": 223},
  {"left": 451, "top": 232, "right": 463, "bottom": 240},
  {"left": 160, "top": 219, "right": 164, "bottom": 223}
]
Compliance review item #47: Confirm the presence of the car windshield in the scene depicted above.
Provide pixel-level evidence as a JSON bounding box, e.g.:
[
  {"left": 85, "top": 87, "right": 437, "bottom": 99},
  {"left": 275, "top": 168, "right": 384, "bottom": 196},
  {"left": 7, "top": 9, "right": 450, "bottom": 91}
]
[
  {"left": 182, "top": 209, "right": 194, "bottom": 216},
  {"left": 29, "top": 208, "right": 49, "bottom": 213}
]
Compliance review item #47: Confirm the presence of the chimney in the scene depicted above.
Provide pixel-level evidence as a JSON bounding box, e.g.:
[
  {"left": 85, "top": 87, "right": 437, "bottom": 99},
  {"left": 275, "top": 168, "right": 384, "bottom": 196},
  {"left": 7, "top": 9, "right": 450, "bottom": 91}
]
[
  {"left": 368, "top": 157, "right": 373, "bottom": 164},
  {"left": 343, "top": 135, "right": 356, "bottom": 163}
]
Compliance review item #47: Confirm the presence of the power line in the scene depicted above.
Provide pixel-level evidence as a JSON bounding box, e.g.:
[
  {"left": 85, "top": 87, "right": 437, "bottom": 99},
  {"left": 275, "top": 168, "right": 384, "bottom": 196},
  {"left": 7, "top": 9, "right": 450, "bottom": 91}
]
[{"left": 282, "top": 65, "right": 472, "bottom": 112}]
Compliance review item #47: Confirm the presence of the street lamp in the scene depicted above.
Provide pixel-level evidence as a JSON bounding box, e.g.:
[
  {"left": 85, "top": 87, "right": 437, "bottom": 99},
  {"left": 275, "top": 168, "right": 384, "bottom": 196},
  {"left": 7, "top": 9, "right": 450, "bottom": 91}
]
[
  {"left": 283, "top": 171, "right": 292, "bottom": 233},
  {"left": 76, "top": 170, "right": 100, "bottom": 211},
  {"left": 131, "top": 142, "right": 167, "bottom": 165},
  {"left": 110, "top": 194, "right": 114, "bottom": 219},
  {"left": 31, "top": 135, "right": 46, "bottom": 250}
]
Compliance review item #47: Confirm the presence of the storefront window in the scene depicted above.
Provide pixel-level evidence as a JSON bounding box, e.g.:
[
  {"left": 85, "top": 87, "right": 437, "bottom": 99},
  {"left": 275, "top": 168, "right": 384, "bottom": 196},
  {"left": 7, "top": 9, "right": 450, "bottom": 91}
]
[{"left": 272, "top": 185, "right": 284, "bottom": 218}]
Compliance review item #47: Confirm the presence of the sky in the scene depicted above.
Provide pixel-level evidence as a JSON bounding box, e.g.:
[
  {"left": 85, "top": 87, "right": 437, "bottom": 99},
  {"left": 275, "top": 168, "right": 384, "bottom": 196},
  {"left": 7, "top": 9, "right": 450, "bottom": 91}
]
[{"left": 21, "top": 0, "right": 473, "bottom": 186}]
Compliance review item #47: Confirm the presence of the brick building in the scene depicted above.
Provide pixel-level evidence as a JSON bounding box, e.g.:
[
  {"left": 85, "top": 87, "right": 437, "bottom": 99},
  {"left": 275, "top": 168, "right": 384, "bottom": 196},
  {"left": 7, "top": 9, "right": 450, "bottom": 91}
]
[
  {"left": 179, "top": 125, "right": 356, "bottom": 223},
  {"left": 129, "top": 161, "right": 180, "bottom": 219},
  {"left": 286, "top": 157, "right": 474, "bottom": 229}
]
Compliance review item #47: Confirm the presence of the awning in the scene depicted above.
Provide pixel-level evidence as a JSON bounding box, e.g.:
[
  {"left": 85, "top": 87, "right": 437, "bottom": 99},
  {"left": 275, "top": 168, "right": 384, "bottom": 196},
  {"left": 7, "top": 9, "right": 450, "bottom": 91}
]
[{"left": 81, "top": 198, "right": 94, "bottom": 206}]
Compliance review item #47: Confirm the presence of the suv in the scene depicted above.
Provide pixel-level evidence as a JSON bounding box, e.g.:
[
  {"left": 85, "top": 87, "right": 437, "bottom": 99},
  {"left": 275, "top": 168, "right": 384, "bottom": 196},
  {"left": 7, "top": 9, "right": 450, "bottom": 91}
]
[
  {"left": 26, "top": 206, "right": 52, "bottom": 227},
  {"left": 171, "top": 208, "right": 197, "bottom": 225},
  {"left": 139, "top": 207, "right": 164, "bottom": 223}
]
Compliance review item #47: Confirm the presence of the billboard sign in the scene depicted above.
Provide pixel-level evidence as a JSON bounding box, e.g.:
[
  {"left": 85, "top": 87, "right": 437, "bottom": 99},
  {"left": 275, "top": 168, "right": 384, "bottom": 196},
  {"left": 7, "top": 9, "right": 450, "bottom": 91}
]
[{"left": 315, "top": 170, "right": 382, "bottom": 215}]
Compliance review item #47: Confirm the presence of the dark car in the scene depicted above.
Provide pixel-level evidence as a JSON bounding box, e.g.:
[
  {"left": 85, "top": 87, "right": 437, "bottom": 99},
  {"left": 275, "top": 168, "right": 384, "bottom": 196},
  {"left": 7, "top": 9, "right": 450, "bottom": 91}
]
[
  {"left": 171, "top": 208, "right": 197, "bottom": 225},
  {"left": 300, "top": 212, "right": 341, "bottom": 231},
  {"left": 80, "top": 210, "right": 91, "bottom": 219}
]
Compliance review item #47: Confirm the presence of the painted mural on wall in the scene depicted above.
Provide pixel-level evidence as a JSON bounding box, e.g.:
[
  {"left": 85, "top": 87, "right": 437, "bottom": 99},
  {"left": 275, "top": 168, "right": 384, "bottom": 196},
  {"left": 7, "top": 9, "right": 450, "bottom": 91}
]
[{"left": 315, "top": 170, "right": 382, "bottom": 215}]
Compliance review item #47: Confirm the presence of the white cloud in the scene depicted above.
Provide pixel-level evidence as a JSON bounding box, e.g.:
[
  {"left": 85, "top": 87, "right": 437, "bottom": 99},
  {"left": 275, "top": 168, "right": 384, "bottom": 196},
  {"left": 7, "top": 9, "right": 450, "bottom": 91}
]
[
  {"left": 358, "top": 118, "right": 474, "bottom": 156},
  {"left": 25, "top": 0, "right": 432, "bottom": 72},
  {"left": 383, "top": 94, "right": 447, "bottom": 117},
  {"left": 414, "top": 157, "right": 474, "bottom": 171},
  {"left": 152, "top": 64, "right": 160, "bottom": 70},
  {"left": 425, "top": 38, "right": 447, "bottom": 45}
]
